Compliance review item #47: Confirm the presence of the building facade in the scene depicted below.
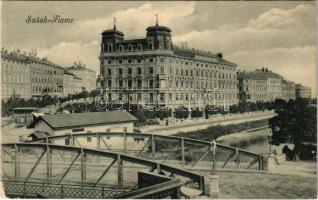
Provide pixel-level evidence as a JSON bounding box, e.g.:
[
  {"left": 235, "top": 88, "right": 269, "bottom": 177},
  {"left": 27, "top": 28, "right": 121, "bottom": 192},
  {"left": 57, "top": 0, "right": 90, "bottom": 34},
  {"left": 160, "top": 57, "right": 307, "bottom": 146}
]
[
  {"left": 281, "top": 80, "right": 295, "bottom": 101},
  {"left": 63, "top": 70, "right": 83, "bottom": 96},
  {"left": 237, "top": 72, "right": 267, "bottom": 103},
  {"left": 295, "top": 84, "right": 311, "bottom": 99},
  {"left": 29, "top": 57, "right": 64, "bottom": 97},
  {"left": 1, "top": 49, "right": 31, "bottom": 99},
  {"left": 238, "top": 68, "right": 296, "bottom": 103},
  {"left": 1, "top": 48, "right": 96, "bottom": 99},
  {"left": 67, "top": 62, "right": 96, "bottom": 92},
  {"left": 98, "top": 23, "right": 239, "bottom": 109},
  {"left": 28, "top": 111, "right": 137, "bottom": 136}
]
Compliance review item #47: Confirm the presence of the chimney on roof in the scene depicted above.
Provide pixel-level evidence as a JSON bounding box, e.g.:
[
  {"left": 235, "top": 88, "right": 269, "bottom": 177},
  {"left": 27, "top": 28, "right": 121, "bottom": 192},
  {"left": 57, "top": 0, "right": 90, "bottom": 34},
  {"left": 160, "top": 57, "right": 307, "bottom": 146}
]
[{"left": 217, "top": 53, "right": 223, "bottom": 58}]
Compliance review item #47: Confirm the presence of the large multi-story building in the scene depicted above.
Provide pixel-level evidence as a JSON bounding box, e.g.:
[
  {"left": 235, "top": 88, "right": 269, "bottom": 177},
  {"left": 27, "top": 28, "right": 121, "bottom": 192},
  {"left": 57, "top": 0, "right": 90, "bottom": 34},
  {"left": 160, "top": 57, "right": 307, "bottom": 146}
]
[
  {"left": 295, "top": 84, "right": 311, "bottom": 99},
  {"left": 67, "top": 62, "right": 96, "bottom": 92},
  {"left": 63, "top": 70, "right": 83, "bottom": 96},
  {"left": 28, "top": 56, "right": 64, "bottom": 97},
  {"left": 237, "top": 71, "right": 267, "bottom": 103},
  {"left": 281, "top": 80, "right": 295, "bottom": 101},
  {"left": 238, "top": 68, "right": 297, "bottom": 103},
  {"left": 98, "top": 22, "right": 238, "bottom": 109},
  {"left": 254, "top": 69, "right": 283, "bottom": 101},
  {"left": 1, "top": 49, "right": 31, "bottom": 99},
  {"left": 1, "top": 48, "right": 95, "bottom": 100}
]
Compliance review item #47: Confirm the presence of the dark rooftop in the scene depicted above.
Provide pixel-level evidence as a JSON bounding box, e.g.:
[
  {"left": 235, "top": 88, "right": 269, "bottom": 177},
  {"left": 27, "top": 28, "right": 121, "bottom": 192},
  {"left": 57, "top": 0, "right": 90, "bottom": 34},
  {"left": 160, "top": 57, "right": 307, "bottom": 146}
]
[
  {"left": 34, "top": 111, "right": 137, "bottom": 129},
  {"left": 146, "top": 25, "right": 171, "bottom": 32},
  {"left": 173, "top": 47, "right": 236, "bottom": 66},
  {"left": 13, "top": 107, "right": 39, "bottom": 111},
  {"left": 102, "top": 29, "right": 124, "bottom": 36},
  {"left": 117, "top": 39, "right": 146, "bottom": 44},
  {"left": 28, "top": 131, "right": 49, "bottom": 139},
  {"left": 67, "top": 63, "right": 96, "bottom": 73}
]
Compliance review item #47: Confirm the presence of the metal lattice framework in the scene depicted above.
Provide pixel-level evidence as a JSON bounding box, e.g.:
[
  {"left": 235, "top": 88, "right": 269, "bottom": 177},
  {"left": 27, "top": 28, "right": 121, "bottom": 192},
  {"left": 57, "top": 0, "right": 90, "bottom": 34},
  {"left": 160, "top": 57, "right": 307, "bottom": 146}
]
[
  {"left": 1, "top": 143, "right": 205, "bottom": 198},
  {"left": 29, "top": 132, "right": 265, "bottom": 171}
]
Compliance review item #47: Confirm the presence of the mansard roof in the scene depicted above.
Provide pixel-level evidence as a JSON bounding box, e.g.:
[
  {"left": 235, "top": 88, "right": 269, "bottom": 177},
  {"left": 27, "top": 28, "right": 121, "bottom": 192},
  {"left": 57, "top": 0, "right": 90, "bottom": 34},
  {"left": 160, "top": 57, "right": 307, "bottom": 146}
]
[
  {"left": 238, "top": 69, "right": 284, "bottom": 80},
  {"left": 173, "top": 47, "right": 236, "bottom": 66},
  {"left": 1, "top": 51, "right": 29, "bottom": 63},
  {"left": 254, "top": 70, "right": 282, "bottom": 79}
]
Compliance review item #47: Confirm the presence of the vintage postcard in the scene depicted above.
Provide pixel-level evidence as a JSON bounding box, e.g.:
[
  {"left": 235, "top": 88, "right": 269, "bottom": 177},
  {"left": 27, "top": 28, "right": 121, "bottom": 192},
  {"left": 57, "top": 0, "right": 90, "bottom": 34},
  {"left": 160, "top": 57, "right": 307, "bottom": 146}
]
[{"left": 0, "top": 1, "right": 316, "bottom": 199}]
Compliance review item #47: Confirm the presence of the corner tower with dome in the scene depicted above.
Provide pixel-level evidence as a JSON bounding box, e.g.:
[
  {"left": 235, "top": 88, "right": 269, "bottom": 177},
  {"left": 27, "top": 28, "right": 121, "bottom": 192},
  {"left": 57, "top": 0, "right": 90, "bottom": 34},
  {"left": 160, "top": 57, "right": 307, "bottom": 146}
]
[{"left": 97, "top": 18, "right": 239, "bottom": 110}]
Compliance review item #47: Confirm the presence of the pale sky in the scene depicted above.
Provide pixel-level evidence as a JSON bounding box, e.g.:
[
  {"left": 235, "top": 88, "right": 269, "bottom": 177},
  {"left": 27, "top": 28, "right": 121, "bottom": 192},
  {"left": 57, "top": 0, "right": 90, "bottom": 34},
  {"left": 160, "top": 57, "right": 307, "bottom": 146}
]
[{"left": 1, "top": 1, "right": 317, "bottom": 96}]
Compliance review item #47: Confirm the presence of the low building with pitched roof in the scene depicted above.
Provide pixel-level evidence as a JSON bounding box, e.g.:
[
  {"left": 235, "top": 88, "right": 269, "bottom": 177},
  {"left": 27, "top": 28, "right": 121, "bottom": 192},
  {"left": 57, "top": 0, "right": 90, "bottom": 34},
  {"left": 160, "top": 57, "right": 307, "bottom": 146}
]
[{"left": 28, "top": 111, "right": 137, "bottom": 136}]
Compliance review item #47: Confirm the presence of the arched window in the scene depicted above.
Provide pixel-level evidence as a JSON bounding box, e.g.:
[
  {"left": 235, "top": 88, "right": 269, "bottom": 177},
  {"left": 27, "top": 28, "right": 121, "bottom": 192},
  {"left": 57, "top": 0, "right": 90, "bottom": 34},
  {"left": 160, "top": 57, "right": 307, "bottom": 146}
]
[
  {"left": 107, "top": 44, "right": 113, "bottom": 52},
  {"left": 148, "top": 42, "right": 153, "bottom": 50},
  {"left": 101, "top": 43, "right": 104, "bottom": 52}
]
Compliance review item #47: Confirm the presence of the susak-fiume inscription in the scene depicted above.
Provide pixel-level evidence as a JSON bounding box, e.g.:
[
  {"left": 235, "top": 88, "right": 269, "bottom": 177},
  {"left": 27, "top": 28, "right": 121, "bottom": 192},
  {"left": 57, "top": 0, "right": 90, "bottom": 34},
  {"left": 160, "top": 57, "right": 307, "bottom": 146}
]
[{"left": 26, "top": 15, "right": 74, "bottom": 23}]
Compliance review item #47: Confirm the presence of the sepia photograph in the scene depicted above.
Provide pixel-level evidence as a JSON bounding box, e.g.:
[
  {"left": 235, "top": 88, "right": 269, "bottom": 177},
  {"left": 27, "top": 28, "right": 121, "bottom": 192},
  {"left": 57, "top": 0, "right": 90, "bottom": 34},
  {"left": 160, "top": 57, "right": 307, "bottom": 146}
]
[{"left": 0, "top": 1, "right": 317, "bottom": 199}]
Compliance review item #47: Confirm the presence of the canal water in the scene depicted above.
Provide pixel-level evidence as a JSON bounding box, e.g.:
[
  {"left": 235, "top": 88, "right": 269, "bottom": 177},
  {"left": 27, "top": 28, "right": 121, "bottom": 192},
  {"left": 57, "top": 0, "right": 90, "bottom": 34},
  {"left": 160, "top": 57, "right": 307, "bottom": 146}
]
[{"left": 217, "top": 128, "right": 276, "bottom": 156}]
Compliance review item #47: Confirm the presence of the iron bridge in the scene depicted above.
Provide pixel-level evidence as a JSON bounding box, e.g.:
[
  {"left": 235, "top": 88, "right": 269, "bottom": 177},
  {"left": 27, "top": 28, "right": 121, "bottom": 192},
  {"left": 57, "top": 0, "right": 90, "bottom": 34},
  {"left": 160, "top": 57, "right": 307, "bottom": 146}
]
[
  {"left": 1, "top": 143, "right": 205, "bottom": 198},
  {"left": 1, "top": 132, "right": 265, "bottom": 198},
  {"left": 29, "top": 132, "right": 265, "bottom": 171}
]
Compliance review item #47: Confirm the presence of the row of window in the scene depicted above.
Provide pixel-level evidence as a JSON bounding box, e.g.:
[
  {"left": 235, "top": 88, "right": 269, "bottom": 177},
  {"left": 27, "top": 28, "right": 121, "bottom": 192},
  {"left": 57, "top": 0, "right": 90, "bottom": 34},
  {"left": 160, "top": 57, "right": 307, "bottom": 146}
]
[
  {"left": 169, "top": 58, "right": 235, "bottom": 71},
  {"left": 3, "top": 75, "right": 29, "bottom": 84},
  {"left": 105, "top": 79, "right": 149, "bottom": 89},
  {"left": 105, "top": 78, "right": 236, "bottom": 90},
  {"left": 245, "top": 86, "right": 267, "bottom": 91},
  {"left": 32, "top": 76, "right": 52, "bottom": 84},
  {"left": 104, "top": 57, "right": 156, "bottom": 65},
  {"left": 104, "top": 56, "right": 235, "bottom": 72},
  {"left": 174, "top": 68, "right": 235, "bottom": 80},
  {"left": 104, "top": 66, "right": 235, "bottom": 81},
  {"left": 2, "top": 87, "right": 29, "bottom": 97},
  {"left": 32, "top": 85, "right": 63, "bottom": 93},
  {"left": 31, "top": 64, "right": 64, "bottom": 76},
  {"left": 103, "top": 39, "right": 171, "bottom": 52},
  {"left": 2, "top": 62, "right": 29, "bottom": 73},
  {"left": 106, "top": 92, "right": 238, "bottom": 102},
  {"left": 106, "top": 67, "right": 154, "bottom": 76}
]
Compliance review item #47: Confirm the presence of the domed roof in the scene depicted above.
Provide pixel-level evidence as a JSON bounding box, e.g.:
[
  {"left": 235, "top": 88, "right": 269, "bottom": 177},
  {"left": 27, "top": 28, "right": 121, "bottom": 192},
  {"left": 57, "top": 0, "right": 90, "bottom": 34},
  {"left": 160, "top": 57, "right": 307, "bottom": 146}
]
[
  {"left": 146, "top": 25, "right": 171, "bottom": 32},
  {"left": 101, "top": 29, "right": 124, "bottom": 36}
]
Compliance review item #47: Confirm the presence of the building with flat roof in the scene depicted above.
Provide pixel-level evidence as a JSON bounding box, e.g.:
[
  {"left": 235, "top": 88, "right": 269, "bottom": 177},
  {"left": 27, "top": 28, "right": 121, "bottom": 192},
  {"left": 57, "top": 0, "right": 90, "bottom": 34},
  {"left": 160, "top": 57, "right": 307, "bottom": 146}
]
[
  {"left": 28, "top": 111, "right": 137, "bottom": 136},
  {"left": 98, "top": 21, "right": 238, "bottom": 110}
]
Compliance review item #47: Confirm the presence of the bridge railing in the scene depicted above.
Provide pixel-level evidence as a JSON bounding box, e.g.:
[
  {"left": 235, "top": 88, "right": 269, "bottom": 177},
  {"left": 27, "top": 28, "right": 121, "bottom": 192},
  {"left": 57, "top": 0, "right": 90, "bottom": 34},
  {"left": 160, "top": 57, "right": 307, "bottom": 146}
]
[
  {"left": 28, "top": 132, "right": 265, "bottom": 171},
  {"left": 1, "top": 143, "right": 206, "bottom": 197},
  {"left": 2, "top": 180, "right": 129, "bottom": 198}
]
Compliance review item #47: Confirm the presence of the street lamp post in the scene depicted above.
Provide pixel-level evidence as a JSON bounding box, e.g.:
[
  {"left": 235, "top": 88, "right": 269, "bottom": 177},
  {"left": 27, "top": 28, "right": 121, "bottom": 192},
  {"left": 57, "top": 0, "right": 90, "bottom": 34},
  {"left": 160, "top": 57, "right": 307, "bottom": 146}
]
[
  {"left": 209, "top": 140, "right": 219, "bottom": 198},
  {"left": 137, "top": 95, "right": 140, "bottom": 132},
  {"left": 210, "top": 140, "right": 217, "bottom": 175}
]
